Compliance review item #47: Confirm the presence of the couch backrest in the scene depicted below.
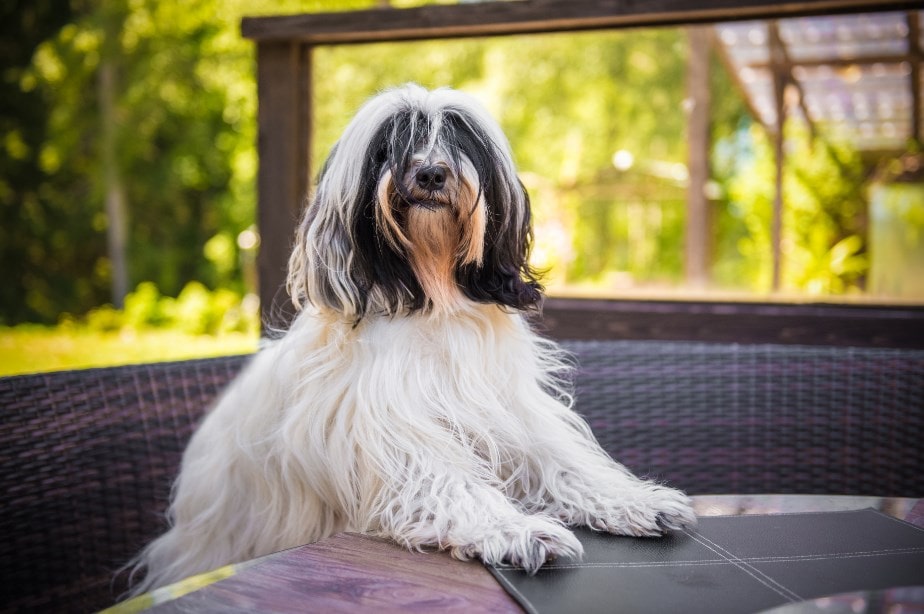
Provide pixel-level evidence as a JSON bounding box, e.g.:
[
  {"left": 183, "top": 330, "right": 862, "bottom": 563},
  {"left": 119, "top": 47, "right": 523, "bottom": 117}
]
[
  {"left": 566, "top": 341, "right": 924, "bottom": 497},
  {"left": 0, "top": 355, "right": 250, "bottom": 613},
  {"left": 1, "top": 341, "right": 922, "bottom": 611}
]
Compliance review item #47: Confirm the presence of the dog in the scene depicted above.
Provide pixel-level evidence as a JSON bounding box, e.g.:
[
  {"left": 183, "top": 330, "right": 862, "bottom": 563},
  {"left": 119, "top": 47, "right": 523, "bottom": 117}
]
[{"left": 129, "top": 83, "right": 695, "bottom": 594}]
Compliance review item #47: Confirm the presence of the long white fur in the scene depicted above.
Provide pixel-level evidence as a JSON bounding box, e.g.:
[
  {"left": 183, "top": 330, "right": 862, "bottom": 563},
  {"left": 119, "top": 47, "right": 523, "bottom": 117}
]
[{"left": 129, "top": 84, "right": 695, "bottom": 595}]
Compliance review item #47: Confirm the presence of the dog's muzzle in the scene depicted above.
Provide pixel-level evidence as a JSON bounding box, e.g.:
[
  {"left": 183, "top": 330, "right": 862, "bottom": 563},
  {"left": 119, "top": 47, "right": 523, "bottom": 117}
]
[
  {"left": 411, "top": 165, "right": 452, "bottom": 210},
  {"left": 415, "top": 165, "right": 446, "bottom": 191}
]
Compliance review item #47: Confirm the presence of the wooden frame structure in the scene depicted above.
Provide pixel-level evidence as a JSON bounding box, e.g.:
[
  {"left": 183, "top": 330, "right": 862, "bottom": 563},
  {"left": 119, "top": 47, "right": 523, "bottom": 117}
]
[
  {"left": 712, "top": 13, "right": 924, "bottom": 291},
  {"left": 241, "top": 0, "right": 924, "bottom": 347}
]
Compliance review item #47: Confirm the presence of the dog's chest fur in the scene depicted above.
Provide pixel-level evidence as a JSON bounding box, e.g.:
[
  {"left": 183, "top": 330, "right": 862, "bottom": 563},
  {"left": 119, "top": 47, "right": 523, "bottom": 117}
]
[
  {"left": 197, "top": 304, "right": 550, "bottom": 514},
  {"left": 282, "top": 305, "right": 539, "bottom": 445}
]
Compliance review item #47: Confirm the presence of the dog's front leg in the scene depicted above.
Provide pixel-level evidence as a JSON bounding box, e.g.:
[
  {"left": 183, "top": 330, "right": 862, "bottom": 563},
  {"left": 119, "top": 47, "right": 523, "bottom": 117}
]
[
  {"left": 369, "top": 468, "right": 583, "bottom": 573},
  {"left": 545, "top": 461, "right": 696, "bottom": 537},
  {"left": 520, "top": 427, "right": 696, "bottom": 537}
]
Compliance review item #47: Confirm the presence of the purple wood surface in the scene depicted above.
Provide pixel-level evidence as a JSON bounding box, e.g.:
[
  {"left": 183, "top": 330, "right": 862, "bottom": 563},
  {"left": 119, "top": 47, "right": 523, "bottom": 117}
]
[
  {"left": 150, "top": 532, "right": 522, "bottom": 613},
  {"left": 907, "top": 499, "right": 924, "bottom": 529},
  {"left": 148, "top": 496, "right": 920, "bottom": 612}
]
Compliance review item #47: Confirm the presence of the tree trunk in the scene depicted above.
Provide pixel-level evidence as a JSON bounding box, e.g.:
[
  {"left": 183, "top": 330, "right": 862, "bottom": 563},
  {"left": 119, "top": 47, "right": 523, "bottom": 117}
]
[
  {"left": 685, "top": 26, "right": 711, "bottom": 289},
  {"left": 98, "top": 37, "right": 129, "bottom": 308}
]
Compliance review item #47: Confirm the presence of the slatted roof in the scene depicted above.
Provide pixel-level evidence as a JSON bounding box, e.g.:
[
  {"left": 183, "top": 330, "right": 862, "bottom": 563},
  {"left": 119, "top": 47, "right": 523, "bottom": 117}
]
[{"left": 715, "top": 11, "right": 922, "bottom": 152}]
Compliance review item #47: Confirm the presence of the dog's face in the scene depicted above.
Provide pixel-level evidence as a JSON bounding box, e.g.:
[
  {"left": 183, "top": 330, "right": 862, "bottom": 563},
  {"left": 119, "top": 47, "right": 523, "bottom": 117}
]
[
  {"left": 288, "top": 84, "right": 542, "bottom": 320},
  {"left": 376, "top": 142, "right": 486, "bottom": 311}
]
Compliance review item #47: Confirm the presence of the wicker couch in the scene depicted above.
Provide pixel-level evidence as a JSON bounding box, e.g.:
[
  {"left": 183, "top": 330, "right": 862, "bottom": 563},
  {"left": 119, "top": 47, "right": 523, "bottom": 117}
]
[{"left": 2, "top": 340, "right": 922, "bottom": 612}]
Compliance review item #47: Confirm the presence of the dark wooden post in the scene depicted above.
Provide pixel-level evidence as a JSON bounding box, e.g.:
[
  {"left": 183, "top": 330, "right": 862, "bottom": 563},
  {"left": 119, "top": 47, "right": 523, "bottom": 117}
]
[
  {"left": 909, "top": 12, "right": 922, "bottom": 145},
  {"left": 255, "top": 42, "right": 313, "bottom": 330},
  {"left": 685, "top": 26, "right": 712, "bottom": 289},
  {"left": 771, "top": 91, "right": 784, "bottom": 293},
  {"left": 768, "top": 21, "right": 786, "bottom": 293},
  {"left": 99, "top": 8, "right": 130, "bottom": 309}
]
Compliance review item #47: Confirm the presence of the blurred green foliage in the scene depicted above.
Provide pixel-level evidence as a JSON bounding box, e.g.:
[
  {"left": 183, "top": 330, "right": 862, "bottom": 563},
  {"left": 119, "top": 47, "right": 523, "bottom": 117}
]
[
  {"left": 0, "top": 325, "right": 258, "bottom": 377},
  {"left": 868, "top": 181, "right": 924, "bottom": 298},
  {"left": 311, "top": 29, "right": 718, "bottom": 291},
  {"left": 718, "top": 122, "right": 868, "bottom": 294},
  {"left": 1, "top": 0, "right": 883, "bottom": 331},
  {"left": 2, "top": 0, "right": 370, "bottom": 325},
  {"left": 75, "top": 281, "right": 259, "bottom": 335},
  {"left": 0, "top": 281, "right": 259, "bottom": 376},
  {"left": 311, "top": 25, "right": 870, "bottom": 297}
]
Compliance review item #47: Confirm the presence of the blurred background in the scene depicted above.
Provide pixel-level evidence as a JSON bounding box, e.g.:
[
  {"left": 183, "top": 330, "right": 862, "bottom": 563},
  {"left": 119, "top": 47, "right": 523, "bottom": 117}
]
[{"left": 2, "top": 0, "right": 922, "bottom": 374}]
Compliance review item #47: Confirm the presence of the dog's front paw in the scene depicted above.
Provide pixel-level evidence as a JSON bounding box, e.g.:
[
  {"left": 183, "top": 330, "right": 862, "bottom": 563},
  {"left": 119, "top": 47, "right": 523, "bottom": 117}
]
[
  {"left": 586, "top": 484, "right": 697, "bottom": 537},
  {"left": 452, "top": 515, "right": 583, "bottom": 574},
  {"left": 648, "top": 485, "right": 697, "bottom": 531}
]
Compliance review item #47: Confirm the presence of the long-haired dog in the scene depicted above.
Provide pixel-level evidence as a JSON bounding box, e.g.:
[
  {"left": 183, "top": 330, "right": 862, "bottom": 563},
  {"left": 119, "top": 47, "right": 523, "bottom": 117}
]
[{"left": 130, "top": 83, "right": 695, "bottom": 594}]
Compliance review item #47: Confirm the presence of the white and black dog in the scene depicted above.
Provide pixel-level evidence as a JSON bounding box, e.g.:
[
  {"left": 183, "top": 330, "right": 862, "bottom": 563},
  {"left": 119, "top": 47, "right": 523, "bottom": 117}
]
[{"left": 131, "top": 83, "right": 695, "bottom": 594}]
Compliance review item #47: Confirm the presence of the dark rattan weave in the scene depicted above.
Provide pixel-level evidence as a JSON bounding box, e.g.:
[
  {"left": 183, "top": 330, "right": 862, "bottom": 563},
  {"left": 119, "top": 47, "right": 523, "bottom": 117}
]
[
  {"left": 0, "top": 355, "right": 250, "bottom": 613},
  {"left": 566, "top": 341, "right": 924, "bottom": 498},
  {"left": 1, "top": 341, "right": 922, "bottom": 612}
]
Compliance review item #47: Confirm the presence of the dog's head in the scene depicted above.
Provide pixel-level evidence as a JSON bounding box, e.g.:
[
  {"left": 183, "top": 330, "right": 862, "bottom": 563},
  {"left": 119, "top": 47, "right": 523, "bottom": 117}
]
[{"left": 287, "top": 84, "right": 541, "bottom": 320}]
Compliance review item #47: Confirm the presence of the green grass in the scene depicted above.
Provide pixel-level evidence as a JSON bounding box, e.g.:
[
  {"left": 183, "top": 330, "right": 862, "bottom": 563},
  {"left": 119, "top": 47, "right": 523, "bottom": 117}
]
[{"left": 0, "top": 326, "right": 259, "bottom": 377}]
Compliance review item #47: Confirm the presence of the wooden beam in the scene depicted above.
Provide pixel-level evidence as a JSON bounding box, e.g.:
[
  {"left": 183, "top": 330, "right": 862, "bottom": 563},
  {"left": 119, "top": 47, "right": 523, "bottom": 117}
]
[
  {"left": 712, "top": 30, "right": 768, "bottom": 128},
  {"left": 771, "top": 97, "right": 784, "bottom": 293},
  {"left": 241, "top": 0, "right": 923, "bottom": 45},
  {"left": 765, "top": 19, "right": 822, "bottom": 142},
  {"left": 297, "top": 44, "right": 313, "bottom": 208},
  {"left": 255, "top": 42, "right": 312, "bottom": 329},
  {"left": 751, "top": 54, "right": 918, "bottom": 70},
  {"left": 685, "top": 26, "right": 712, "bottom": 289},
  {"left": 537, "top": 297, "right": 924, "bottom": 348},
  {"left": 763, "top": 23, "right": 871, "bottom": 178},
  {"left": 908, "top": 12, "right": 922, "bottom": 145}
]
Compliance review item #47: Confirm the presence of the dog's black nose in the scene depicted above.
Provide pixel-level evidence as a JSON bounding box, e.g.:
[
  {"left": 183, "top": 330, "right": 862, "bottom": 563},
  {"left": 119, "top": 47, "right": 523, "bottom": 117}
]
[{"left": 415, "top": 165, "right": 446, "bottom": 191}]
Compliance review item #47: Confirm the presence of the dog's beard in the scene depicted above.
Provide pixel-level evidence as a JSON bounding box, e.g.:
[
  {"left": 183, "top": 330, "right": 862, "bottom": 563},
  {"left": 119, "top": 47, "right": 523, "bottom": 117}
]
[{"left": 375, "top": 152, "right": 486, "bottom": 313}]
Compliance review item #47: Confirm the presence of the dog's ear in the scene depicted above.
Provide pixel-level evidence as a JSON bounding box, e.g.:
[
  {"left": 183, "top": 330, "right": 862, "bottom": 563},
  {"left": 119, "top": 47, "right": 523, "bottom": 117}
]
[
  {"left": 287, "top": 123, "right": 425, "bottom": 319},
  {"left": 287, "top": 146, "right": 367, "bottom": 318},
  {"left": 456, "top": 175, "right": 543, "bottom": 311},
  {"left": 351, "top": 142, "right": 427, "bottom": 316},
  {"left": 447, "top": 111, "right": 543, "bottom": 311}
]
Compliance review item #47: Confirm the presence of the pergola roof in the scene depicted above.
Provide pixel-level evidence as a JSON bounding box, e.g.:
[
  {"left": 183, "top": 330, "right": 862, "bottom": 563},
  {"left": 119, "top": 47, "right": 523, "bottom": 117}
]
[{"left": 716, "top": 11, "right": 922, "bottom": 152}]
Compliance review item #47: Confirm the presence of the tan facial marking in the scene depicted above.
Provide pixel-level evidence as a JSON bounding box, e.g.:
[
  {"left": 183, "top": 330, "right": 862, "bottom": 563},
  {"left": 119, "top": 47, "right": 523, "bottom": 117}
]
[
  {"left": 406, "top": 205, "right": 462, "bottom": 310},
  {"left": 376, "top": 151, "right": 486, "bottom": 313}
]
